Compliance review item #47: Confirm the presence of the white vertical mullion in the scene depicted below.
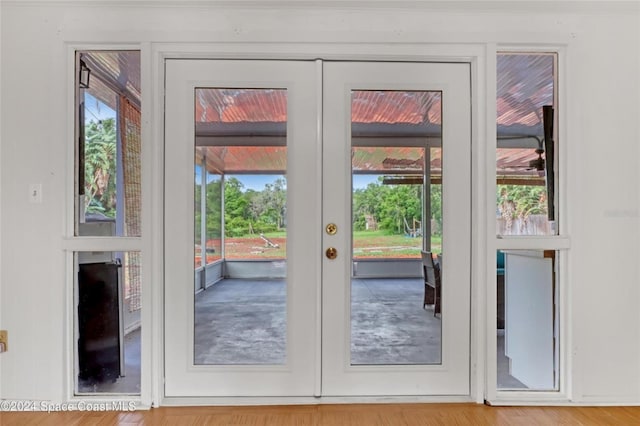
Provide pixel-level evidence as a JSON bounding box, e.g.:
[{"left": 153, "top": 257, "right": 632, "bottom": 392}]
[
  {"left": 72, "top": 252, "right": 80, "bottom": 398},
  {"left": 65, "top": 46, "right": 79, "bottom": 402},
  {"left": 148, "top": 43, "right": 165, "bottom": 407},
  {"left": 485, "top": 43, "right": 499, "bottom": 403},
  {"left": 72, "top": 52, "right": 82, "bottom": 238},
  {"left": 314, "top": 58, "right": 323, "bottom": 398},
  {"left": 556, "top": 46, "right": 570, "bottom": 401}
]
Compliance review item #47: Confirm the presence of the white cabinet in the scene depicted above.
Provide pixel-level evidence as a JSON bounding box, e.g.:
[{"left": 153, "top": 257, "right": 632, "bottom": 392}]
[{"left": 504, "top": 251, "right": 555, "bottom": 389}]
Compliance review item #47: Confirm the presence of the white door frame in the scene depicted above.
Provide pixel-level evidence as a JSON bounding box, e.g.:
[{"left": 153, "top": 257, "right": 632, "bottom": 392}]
[{"left": 151, "top": 42, "right": 488, "bottom": 405}]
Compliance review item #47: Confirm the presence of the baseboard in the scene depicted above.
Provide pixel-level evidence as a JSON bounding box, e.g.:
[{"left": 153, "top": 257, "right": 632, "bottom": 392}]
[{"left": 161, "top": 395, "right": 476, "bottom": 406}]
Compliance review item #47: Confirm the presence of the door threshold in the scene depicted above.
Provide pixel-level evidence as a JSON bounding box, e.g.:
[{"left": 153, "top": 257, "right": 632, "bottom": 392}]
[{"left": 161, "top": 395, "right": 475, "bottom": 406}]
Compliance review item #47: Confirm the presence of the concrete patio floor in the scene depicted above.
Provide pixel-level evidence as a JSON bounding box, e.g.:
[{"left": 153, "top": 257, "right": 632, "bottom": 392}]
[
  {"left": 194, "top": 278, "right": 442, "bottom": 366},
  {"left": 78, "top": 278, "right": 526, "bottom": 393},
  {"left": 194, "top": 277, "right": 526, "bottom": 389}
]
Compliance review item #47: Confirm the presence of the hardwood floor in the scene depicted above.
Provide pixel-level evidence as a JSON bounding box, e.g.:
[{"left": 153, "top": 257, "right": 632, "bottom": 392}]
[{"left": 2, "top": 403, "right": 640, "bottom": 425}]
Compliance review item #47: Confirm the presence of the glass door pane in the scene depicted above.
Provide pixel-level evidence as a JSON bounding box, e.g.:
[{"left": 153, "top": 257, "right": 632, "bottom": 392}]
[
  {"left": 193, "top": 89, "right": 288, "bottom": 365},
  {"left": 350, "top": 89, "right": 443, "bottom": 365}
]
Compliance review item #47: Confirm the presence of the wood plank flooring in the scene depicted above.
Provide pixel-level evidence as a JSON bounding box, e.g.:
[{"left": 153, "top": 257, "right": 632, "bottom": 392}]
[{"left": 2, "top": 403, "right": 640, "bottom": 425}]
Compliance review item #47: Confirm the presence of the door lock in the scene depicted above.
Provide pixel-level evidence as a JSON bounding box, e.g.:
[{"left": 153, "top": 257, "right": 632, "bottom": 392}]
[
  {"left": 325, "top": 247, "right": 338, "bottom": 260},
  {"left": 325, "top": 223, "right": 338, "bottom": 235}
]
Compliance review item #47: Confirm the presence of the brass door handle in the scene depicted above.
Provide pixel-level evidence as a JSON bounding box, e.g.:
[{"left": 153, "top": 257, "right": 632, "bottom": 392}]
[{"left": 326, "top": 247, "right": 338, "bottom": 260}]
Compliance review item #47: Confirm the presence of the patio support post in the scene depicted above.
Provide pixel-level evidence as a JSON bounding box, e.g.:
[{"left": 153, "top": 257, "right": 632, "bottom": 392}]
[
  {"left": 221, "top": 174, "right": 226, "bottom": 260},
  {"left": 115, "top": 95, "right": 125, "bottom": 237},
  {"left": 423, "top": 146, "right": 432, "bottom": 252},
  {"left": 200, "top": 151, "right": 207, "bottom": 286}
]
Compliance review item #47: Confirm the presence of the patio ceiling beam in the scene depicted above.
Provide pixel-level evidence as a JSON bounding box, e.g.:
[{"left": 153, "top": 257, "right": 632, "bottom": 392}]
[
  {"left": 217, "top": 170, "right": 287, "bottom": 175},
  {"left": 497, "top": 178, "right": 545, "bottom": 186},
  {"left": 196, "top": 136, "right": 286, "bottom": 147}
]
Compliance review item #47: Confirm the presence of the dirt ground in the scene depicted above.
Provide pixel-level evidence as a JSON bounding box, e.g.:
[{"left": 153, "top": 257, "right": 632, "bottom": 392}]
[{"left": 195, "top": 233, "right": 431, "bottom": 264}]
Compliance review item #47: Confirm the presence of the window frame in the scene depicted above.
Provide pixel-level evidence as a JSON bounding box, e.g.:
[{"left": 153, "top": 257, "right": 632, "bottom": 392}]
[
  {"left": 65, "top": 46, "right": 146, "bottom": 404},
  {"left": 488, "top": 46, "right": 571, "bottom": 404}
]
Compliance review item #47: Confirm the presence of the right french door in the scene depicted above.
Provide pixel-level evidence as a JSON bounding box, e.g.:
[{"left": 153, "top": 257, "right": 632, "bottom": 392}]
[{"left": 321, "top": 61, "right": 471, "bottom": 396}]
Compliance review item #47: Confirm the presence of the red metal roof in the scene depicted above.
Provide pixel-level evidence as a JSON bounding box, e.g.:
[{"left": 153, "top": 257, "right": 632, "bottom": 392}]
[
  {"left": 85, "top": 51, "right": 554, "bottom": 180},
  {"left": 196, "top": 89, "right": 288, "bottom": 123},
  {"left": 197, "top": 146, "right": 287, "bottom": 175},
  {"left": 195, "top": 89, "right": 442, "bottom": 125},
  {"left": 497, "top": 53, "right": 554, "bottom": 130},
  {"left": 81, "top": 51, "right": 141, "bottom": 108}
]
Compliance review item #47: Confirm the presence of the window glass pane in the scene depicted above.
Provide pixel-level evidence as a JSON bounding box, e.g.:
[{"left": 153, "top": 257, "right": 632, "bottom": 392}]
[
  {"left": 76, "top": 51, "right": 141, "bottom": 237},
  {"left": 497, "top": 249, "right": 559, "bottom": 390},
  {"left": 497, "top": 53, "right": 556, "bottom": 236},
  {"left": 193, "top": 88, "right": 287, "bottom": 365},
  {"left": 75, "top": 251, "right": 141, "bottom": 395},
  {"left": 350, "top": 90, "right": 443, "bottom": 365}
]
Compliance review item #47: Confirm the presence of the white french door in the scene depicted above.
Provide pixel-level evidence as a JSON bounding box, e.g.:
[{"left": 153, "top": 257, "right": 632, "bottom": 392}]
[
  {"left": 321, "top": 62, "right": 471, "bottom": 395},
  {"left": 164, "top": 60, "right": 320, "bottom": 396},
  {"left": 164, "top": 59, "right": 471, "bottom": 397}
]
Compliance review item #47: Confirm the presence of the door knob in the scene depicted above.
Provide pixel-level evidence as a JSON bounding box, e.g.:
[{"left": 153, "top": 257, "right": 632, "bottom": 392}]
[{"left": 325, "top": 247, "right": 338, "bottom": 260}]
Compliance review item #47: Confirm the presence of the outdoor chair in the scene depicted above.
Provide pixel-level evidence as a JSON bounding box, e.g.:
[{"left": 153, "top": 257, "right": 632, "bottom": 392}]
[{"left": 421, "top": 250, "right": 441, "bottom": 317}]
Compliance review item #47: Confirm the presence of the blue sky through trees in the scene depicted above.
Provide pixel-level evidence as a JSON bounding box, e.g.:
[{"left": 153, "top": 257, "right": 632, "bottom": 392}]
[
  {"left": 84, "top": 93, "right": 116, "bottom": 123},
  {"left": 196, "top": 171, "right": 379, "bottom": 191}
]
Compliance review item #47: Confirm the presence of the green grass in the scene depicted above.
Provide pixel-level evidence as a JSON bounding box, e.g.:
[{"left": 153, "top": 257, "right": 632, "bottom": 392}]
[{"left": 352, "top": 230, "right": 441, "bottom": 257}]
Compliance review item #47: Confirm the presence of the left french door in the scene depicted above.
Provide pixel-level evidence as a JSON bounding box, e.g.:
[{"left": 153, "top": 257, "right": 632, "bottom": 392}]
[{"left": 164, "top": 60, "right": 320, "bottom": 396}]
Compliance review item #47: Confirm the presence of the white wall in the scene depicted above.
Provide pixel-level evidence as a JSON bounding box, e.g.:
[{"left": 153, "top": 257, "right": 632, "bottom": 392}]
[
  {"left": 566, "top": 12, "right": 640, "bottom": 401},
  {"left": 1, "top": 4, "right": 70, "bottom": 402},
  {"left": 0, "top": 0, "right": 3, "bottom": 399},
  {"left": 1, "top": 1, "right": 638, "bottom": 404}
]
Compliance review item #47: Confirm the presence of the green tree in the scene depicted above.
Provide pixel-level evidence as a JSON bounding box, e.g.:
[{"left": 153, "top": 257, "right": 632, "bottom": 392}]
[
  {"left": 84, "top": 118, "right": 117, "bottom": 217},
  {"left": 497, "top": 184, "right": 547, "bottom": 220},
  {"left": 497, "top": 184, "right": 547, "bottom": 234},
  {"left": 244, "top": 176, "right": 287, "bottom": 232},
  {"left": 224, "top": 177, "right": 250, "bottom": 237},
  {"left": 378, "top": 184, "right": 422, "bottom": 234},
  {"left": 262, "top": 178, "right": 287, "bottom": 229},
  {"left": 352, "top": 178, "right": 427, "bottom": 235},
  {"left": 194, "top": 181, "right": 202, "bottom": 242},
  {"left": 430, "top": 184, "right": 442, "bottom": 236},
  {"left": 206, "top": 175, "right": 222, "bottom": 239},
  {"left": 353, "top": 180, "right": 386, "bottom": 231}
]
